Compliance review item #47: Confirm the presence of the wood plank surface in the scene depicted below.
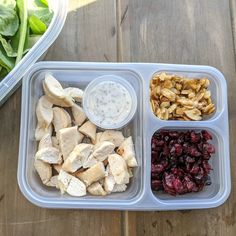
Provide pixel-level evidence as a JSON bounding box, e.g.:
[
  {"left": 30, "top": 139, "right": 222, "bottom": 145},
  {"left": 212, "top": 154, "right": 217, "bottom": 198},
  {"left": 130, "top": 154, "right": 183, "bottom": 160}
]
[
  {"left": 0, "top": 1, "right": 121, "bottom": 236},
  {"left": 0, "top": 0, "right": 236, "bottom": 235},
  {"left": 118, "top": 0, "right": 236, "bottom": 235}
]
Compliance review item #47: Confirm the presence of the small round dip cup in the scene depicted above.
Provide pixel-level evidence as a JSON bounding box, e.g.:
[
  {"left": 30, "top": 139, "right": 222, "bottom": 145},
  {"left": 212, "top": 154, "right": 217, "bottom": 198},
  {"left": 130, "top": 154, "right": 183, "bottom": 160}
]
[{"left": 83, "top": 75, "right": 137, "bottom": 129}]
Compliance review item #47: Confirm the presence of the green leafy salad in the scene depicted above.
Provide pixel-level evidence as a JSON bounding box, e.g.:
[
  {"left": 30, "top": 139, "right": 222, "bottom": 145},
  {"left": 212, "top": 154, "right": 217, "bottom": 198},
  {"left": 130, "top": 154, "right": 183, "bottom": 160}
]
[{"left": 0, "top": 0, "right": 53, "bottom": 80}]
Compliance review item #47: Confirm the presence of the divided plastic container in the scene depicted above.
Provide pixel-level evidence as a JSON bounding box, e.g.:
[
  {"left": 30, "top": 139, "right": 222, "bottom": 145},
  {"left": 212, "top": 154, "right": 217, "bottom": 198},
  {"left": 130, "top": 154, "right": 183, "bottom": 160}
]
[
  {"left": 0, "top": 0, "right": 68, "bottom": 106},
  {"left": 18, "top": 62, "right": 231, "bottom": 210}
]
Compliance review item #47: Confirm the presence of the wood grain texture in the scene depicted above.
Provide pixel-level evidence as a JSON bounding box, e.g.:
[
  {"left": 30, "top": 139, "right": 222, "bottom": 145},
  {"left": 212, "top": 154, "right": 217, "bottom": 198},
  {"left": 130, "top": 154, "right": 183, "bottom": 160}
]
[
  {"left": 118, "top": 0, "right": 236, "bottom": 235},
  {"left": 0, "top": 0, "right": 236, "bottom": 235},
  {"left": 230, "top": 0, "right": 236, "bottom": 57},
  {"left": 0, "top": 1, "right": 121, "bottom": 236},
  {"left": 45, "top": 0, "right": 117, "bottom": 62}
]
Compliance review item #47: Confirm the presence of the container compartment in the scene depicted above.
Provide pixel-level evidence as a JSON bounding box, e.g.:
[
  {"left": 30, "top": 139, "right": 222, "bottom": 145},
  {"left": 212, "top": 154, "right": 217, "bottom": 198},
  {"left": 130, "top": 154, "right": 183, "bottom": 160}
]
[
  {"left": 148, "top": 68, "right": 225, "bottom": 122},
  {"left": 19, "top": 64, "right": 144, "bottom": 207},
  {"left": 150, "top": 127, "right": 222, "bottom": 199}
]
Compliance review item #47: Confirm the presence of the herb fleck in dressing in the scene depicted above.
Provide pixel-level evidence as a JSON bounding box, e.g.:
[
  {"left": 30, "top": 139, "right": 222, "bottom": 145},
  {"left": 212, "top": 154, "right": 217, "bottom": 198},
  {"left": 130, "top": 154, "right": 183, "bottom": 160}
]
[{"left": 87, "top": 81, "right": 132, "bottom": 127}]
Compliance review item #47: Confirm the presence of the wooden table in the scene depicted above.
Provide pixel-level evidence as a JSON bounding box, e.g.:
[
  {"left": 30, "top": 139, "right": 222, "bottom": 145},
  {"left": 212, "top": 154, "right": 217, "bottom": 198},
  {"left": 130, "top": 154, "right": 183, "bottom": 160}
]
[{"left": 0, "top": 0, "right": 236, "bottom": 235}]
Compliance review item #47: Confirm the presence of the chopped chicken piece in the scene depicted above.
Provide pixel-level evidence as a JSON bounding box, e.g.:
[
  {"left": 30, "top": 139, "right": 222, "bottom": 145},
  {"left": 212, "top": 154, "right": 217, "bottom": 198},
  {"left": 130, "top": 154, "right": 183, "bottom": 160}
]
[
  {"left": 36, "top": 95, "right": 53, "bottom": 128},
  {"left": 76, "top": 162, "right": 105, "bottom": 186},
  {"left": 58, "top": 126, "right": 78, "bottom": 160},
  {"left": 83, "top": 154, "right": 98, "bottom": 168},
  {"left": 46, "top": 175, "right": 59, "bottom": 188},
  {"left": 58, "top": 170, "right": 86, "bottom": 196},
  {"left": 38, "top": 133, "right": 52, "bottom": 150},
  {"left": 108, "top": 154, "right": 129, "bottom": 184},
  {"left": 117, "top": 136, "right": 137, "bottom": 167},
  {"left": 62, "top": 144, "right": 93, "bottom": 173},
  {"left": 53, "top": 164, "right": 62, "bottom": 173},
  {"left": 79, "top": 121, "right": 97, "bottom": 142},
  {"left": 128, "top": 168, "right": 133, "bottom": 178},
  {"left": 104, "top": 175, "right": 115, "bottom": 193},
  {"left": 57, "top": 170, "right": 71, "bottom": 194},
  {"left": 64, "top": 87, "right": 83, "bottom": 102},
  {"left": 77, "top": 131, "right": 84, "bottom": 144},
  {"left": 34, "top": 159, "right": 52, "bottom": 184},
  {"left": 83, "top": 137, "right": 92, "bottom": 144},
  {"left": 87, "top": 182, "right": 107, "bottom": 196},
  {"left": 93, "top": 132, "right": 103, "bottom": 145},
  {"left": 112, "top": 184, "right": 127, "bottom": 193},
  {"left": 71, "top": 103, "right": 87, "bottom": 126},
  {"left": 35, "top": 147, "right": 62, "bottom": 164},
  {"left": 100, "top": 130, "right": 124, "bottom": 147},
  {"left": 52, "top": 107, "right": 71, "bottom": 133},
  {"left": 92, "top": 141, "right": 115, "bottom": 162},
  {"left": 51, "top": 136, "right": 60, "bottom": 149},
  {"left": 66, "top": 176, "right": 86, "bottom": 197},
  {"left": 35, "top": 123, "right": 53, "bottom": 141},
  {"left": 43, "top": 74, "right": 73, "bottom": 107}
]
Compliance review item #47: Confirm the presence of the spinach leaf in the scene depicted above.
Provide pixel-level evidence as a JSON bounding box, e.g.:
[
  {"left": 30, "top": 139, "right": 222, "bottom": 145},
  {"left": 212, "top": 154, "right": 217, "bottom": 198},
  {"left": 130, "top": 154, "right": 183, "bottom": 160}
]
[
  {"left": 28, "top": 0, "right": 53, "bottom": 27},
  {"left": 15, "top": 0, "right": 28, "bottom": 64},
  {"left": 0, "top": 4, "right": 19, "bottom": 36},
  {"left": 0, "top": 0, "right": 16, "bottom": 9},
  {"left": 0, "top": 66, "right": 8, "bottom": 80},
  {"left": 29, "top": 15, "right": 46, "bottom": 34},
  {"left": 0, "top": 44, "right": 15, "bottom": 71},
  {"left": 39, "top": 0, "right": 48, "bottom": 7},
  {"left": 8, "top": 25, "right": 41, "bottom": 57},
  {"left": 0, "top": 34, "right": 17, "bottom": 57}
]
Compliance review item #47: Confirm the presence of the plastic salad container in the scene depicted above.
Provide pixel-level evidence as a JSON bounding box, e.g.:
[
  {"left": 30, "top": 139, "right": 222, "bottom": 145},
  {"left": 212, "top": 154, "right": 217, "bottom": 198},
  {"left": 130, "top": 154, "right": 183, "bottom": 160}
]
[
  {"left": 18, "top": 62, "right": 231, "bottom": 210},
  {"left": 0, "top": 0, "right": 68, "bottom": 106}
]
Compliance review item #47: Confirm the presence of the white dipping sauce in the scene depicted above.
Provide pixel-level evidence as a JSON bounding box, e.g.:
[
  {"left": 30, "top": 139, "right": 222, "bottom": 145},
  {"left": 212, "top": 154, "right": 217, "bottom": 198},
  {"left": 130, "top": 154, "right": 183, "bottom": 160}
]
[{"left": 86, "top": 81, "right": 132, "bottom": 127}]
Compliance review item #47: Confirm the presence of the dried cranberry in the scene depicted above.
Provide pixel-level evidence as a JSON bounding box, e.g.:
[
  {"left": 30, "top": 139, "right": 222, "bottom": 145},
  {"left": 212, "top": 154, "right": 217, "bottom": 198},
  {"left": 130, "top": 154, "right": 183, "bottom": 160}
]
[
  {"left": 156, "top": 140, "right": 165, "bottom": 147},
  {"left": 190, "top": 164, "right": 200, "bottom": 174},
  {"left": 163, "top": 145, "right": 170, "bottom": 156},
  {"left": 152, "top": 180, "right": 163, "bottom": 190},
  {"left": 170, "top": 144, "right": 183, "bottom": 156},
  {"left": 169, "top": 131, "right": 179, "bottom": 139},
  {"left": 188, "top": 147, "right": 201, "bottom": 157},
  {"left": 151, "top": 164, "right": 164, "bottom": 173},
  {"left": 202, "top": 161, "right": 212, "bottom": 173},
  {"left": 164, "top": 173, "right": 175, "bottom": 188},
  {"left": 173, "top": 178, "right": 184, "bottom": 193},
  {"left": 201, "top": 130, "right": 213, "bottom": 141},
  {"left": 190, "top": 131, "right": 201, "bottom": 143},
  {"left": 185, "top": 156, "right": 195, "bottom": 163},
  {"left": 151, "top": 172, "right": 160, "bottom": 179}
]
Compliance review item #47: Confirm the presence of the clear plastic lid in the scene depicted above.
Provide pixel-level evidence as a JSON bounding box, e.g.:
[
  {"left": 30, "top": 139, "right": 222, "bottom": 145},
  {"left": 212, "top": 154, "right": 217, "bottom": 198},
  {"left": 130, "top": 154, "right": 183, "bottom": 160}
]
[{"left": 82, "top": 75, "right": 137, "bottom": 129}]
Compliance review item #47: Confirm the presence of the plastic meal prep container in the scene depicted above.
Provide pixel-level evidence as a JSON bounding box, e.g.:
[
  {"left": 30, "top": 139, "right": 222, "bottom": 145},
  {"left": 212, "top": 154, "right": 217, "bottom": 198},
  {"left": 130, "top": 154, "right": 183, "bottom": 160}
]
[
  {"left": 18, "top": 62, "right": 231, "bottom": 210},
  {"left": 0, "top": 0, "right": 68, "bottom": 106}
]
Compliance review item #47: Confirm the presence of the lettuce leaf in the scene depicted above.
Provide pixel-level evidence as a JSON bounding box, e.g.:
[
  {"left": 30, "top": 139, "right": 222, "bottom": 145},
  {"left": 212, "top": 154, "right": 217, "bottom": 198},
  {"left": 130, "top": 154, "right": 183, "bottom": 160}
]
[
  {"left": 0, "top": 0, "right": 16, "bottom": 9},
  {"left": 0, "top": 44, "right": 15, "bottom": 71},
  {"left": 38, "top": 0, "right": 48, "bottom": 7},
  {"left": 29, "top": 15, "right": 46, "bottom": 34},
  {"left": 0, "top": 34, "right": 17, "bottom": 57},
  {"left": 15, "top": 0, "right": 28, "bottom": 64},
  {"left": 0, "top": 4, "right": 19, "bottom": 36},
  {"left": 0, "top": 66, "right": 8, "bottom": 80},
  {"left": 0, "top": 29, "right": 41, "bottom": 58},
  {"left": 27, "top": 0, "right": 53, "bottom": 27}
]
